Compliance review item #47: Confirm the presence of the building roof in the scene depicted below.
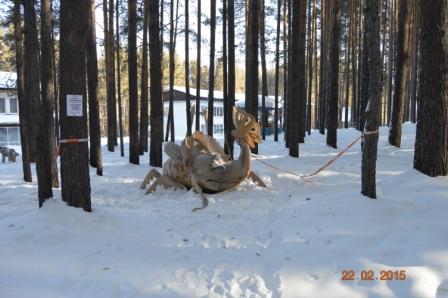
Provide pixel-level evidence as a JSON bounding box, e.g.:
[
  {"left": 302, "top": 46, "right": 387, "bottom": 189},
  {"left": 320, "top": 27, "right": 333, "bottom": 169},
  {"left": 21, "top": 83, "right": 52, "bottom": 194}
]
[
  {"left": 164, "top": 86, "right": 284, "bottom": 109},
  {"left": 0, "top": 71, "right": 16, "bottom": 90}
]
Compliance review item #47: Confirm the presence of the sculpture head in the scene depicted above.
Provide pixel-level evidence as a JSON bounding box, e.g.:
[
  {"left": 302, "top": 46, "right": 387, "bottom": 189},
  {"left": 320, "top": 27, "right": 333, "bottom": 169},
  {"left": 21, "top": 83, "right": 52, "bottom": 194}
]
[{"left": 231, "top": 107, "right": 262, "bottom": 148}]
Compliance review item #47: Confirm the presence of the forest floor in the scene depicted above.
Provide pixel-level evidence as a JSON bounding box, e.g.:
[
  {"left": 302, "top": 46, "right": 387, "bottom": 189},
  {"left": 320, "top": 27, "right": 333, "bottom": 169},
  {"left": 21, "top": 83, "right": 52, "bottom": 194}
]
[{"left": 1, "top": 123, "right": 448, "bottom": 298}]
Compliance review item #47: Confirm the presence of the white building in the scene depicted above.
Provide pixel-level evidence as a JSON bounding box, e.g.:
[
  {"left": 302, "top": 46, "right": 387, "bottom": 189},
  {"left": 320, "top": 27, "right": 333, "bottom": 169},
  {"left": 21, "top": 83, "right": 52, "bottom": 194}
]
[
  {"left": 0, "top": 71, "right": 20, "bottom": 147},
  {"left": 163, "top": 86, "right": 284, "bottom": 139}
]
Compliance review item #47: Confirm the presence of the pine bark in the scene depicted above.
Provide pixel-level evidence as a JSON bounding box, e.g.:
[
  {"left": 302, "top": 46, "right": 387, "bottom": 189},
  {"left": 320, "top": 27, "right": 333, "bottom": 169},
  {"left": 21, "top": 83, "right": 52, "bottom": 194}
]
[
  {"left": 388, "top": 0, "right": 410, "bottom": 147},
  {"left": 104, "top": 0, "right": 115, "bottom": 152},
  {"left": 260, "top": 0, "right": 267, "bottom": 141},
  {"left": 86, "top": 0, "right": 103, "bottom": 176},
  {"left": 274, "top": 0, "right": 281, "bottom": 141},
  {"left": 128, "top": 0, "right": 139, "bottom": 164},
  {"left": 414, "top": 0, "right": 448, "bottom": 177},
  {"left": 116, "top": 0, "right": 124, "bottom": 156},
  {"left": 306, "top": 0, "right": 316, "bottom": 134},
  {"left": 288, "top": 0, "right": 306, "bottom": 157},
  {"left": 41, "top": 0, "right": 59, "bottom": 188},
  {"left": 326, "top": 0, "right": 340, "bottom": 149},
  {"left": 358, "top": 0, "right": 370, "bottom": 132},
  {"left": 225, "top": 0, "right": 235, "bottom": 157},
  {"left": 149, "top": 0, "right": 163, "bottom": 167},
  {"left": 246, "top": 0, "right": 259, "bottom": 153},
  {"left": 24, "top": 0, "right": 54, "bottom": 204},
  {"left": 361, "top": 0, "right": 381, "bottom": 198},
  {"left": 13, "top": 0, "right": 32, "bottom": 183},
  {"left": 207, "top": 0, "right": 216, "bottom": 137},
  {"left": 140, "top": 0, "right": 149, "bottom": 154},
  {"left": 195, "top": 0, "right": 201, "bottom": 132},
  {"left": 185, "top": 0, "right": 192, "bottom": 136},
  {"left": 59, "top": 0, "right": 91, "bottom": 211}
]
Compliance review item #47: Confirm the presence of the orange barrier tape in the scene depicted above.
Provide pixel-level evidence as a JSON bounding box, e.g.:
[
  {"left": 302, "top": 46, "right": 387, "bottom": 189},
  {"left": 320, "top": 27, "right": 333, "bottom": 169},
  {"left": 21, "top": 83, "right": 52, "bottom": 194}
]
[{"left": 59, "top": 138, "right": 89, "bottom": 144}]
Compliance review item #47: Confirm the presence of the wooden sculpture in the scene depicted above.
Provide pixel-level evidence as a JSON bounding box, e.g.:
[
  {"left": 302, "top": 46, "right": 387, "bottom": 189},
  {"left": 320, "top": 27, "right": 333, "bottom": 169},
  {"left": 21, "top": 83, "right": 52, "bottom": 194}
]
[{"left": 140, "top": 107, "right": 266, "bottom": 211}]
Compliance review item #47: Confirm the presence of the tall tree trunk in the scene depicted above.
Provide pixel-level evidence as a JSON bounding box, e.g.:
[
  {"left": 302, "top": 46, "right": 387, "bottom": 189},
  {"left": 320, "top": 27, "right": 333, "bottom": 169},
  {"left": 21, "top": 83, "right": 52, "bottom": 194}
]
[
  {"left": 283, "top": 0, "right": 289, "bottom": 137},
  {"left": 306, "top": 0, "right": 316, "bottom": 135},
  {"left": 326, "top": 0, "right": 340, "bottom": 148},
  {"left": 246, "top": 0, "right": 259, "bottom": 153},
  {"left": 13, "top": 0, "right": 32, "bottom": 183},
  {"left": 318, "top": 0, "right": 328, "bottom": 135},
  {"left": 104, "top": 0, "right": 114, "bottom": 152},
  {"left": 288, "top": 0, "right": 306, "bottom": 157},
  {"left": 358, "top": 0, "right": 370, "bottom": 132},
  {"left": 222, "top": 0, "right": 230, "bottom": 155},
  {"left": 207, "top": 0, "right": 216, "bottom": 137},
  {"left": 386, "top": 0, "right": 395, "bottom": 126},
  {"left": 110, "top": 0, "right": 117, "bottom": 146},
  {"left": 274, "top": 0, "right": 281, "bottom": 141},
  {"left": 361, "top": 0, "right": 381, "bottom": 198},
  {"left": 86, "top": 0, "right": 103, "bottom": 176},
  {"left": 344, "top": 1, "right": 353, "bottom": 129},
  {"left": 23, "top": 0, "right": 39, "bottom": 161},
  {"left": 128, "top": 0, "right": 139, "bottom": 164},
  {"left": 313, "top": 0, "right": 318, "bottom": 129},
  {"left": 41, "top": 0, "right": 59, "bottom": 188},
  {"left": 414, "top": 0, "right": 448, "bottom": 177},
  {"left": 409, "top": 2, "right": 418, "bottom": 124},
  {"left": 59, "top": 0, "right": 91, "bottom": 211},
  {"left": 116, "top": 0, "right": 124, "bottom": 156},
  {"left": 350, "top": 0, "right": 357, "bottom": 127},
  {"left": 149, "top": 0, "right": 163, "bottom": 167},
  {"left": 140, "top": 0, "right": 149, "bottom": 154},
  {"left": 225, "top": 0, "right": 235, "bottom": 157},
  {"left": 195, "top": 0, "right": 201, "bottom": 132},
  {"left": 388, "top": 0, "right": 410, "bottom": 147},
  {"left": 166, "top": 0, "right": 178, "bottom": 142},
  {"left": 24, "top": 0, "right": 53, "bottom": 204},
  {"left": 185, "top": 0, "right": 192, "bottom": 136},
  {"left": 259, "top": 0, "right": 267, "bottom": 141}
]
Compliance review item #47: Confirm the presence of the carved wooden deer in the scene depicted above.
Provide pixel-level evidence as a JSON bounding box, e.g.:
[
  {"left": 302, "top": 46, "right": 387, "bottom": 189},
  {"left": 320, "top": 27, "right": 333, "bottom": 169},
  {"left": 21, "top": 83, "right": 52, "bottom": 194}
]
[{"left": 140, "top": 107, "right": 266, "bottom": 211}]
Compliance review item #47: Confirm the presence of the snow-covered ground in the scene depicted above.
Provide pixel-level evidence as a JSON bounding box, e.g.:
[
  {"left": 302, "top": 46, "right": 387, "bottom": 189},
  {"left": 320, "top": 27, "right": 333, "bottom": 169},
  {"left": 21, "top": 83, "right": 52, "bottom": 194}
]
[{"left": 1, "top": 124, "right": 448, "bottom": 298}]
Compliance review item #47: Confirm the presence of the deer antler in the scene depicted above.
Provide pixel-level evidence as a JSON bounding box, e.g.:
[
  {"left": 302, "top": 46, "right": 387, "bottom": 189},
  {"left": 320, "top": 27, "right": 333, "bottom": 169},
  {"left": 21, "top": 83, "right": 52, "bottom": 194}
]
[{"left": 231, "top": 107, "right": 262, "bottom": 148}]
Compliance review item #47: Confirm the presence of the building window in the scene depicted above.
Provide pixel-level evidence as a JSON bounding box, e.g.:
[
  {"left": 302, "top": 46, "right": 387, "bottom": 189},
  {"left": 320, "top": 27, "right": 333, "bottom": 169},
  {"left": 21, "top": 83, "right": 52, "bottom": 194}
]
[
  {"left": 9, "top": 98, "right": 18, "bottom": 113},
  {"left": 0, "top": 98, "right": 5, "bottom": 113},
  {"left": 201, "top": 124, "right": 206, "bottom": 132},
  {"left": 213, "top": 106, "right": 223, "bottom": 117},
  {"left": 0, "top": 128, "right": 6, "bottom": 145},
  {"left": 0, "top": 127, "right": 20, "bottom": 146},
  {"left": 213, "top": 124, "right": 224, "bottom": 135}
]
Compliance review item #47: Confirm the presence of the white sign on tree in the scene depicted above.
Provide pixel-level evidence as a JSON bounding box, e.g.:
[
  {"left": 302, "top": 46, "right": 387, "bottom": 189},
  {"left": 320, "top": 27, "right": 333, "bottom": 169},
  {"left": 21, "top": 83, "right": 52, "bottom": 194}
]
[{"left": 67, "top": 94, "right": 83, "bottom": 117}]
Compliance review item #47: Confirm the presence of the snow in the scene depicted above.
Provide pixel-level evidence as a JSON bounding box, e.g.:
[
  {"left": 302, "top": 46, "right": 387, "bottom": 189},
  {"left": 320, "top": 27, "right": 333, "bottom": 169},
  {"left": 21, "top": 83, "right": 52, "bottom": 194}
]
[{"left": 1, "top": 123, "right": 448, "bottom": 298}]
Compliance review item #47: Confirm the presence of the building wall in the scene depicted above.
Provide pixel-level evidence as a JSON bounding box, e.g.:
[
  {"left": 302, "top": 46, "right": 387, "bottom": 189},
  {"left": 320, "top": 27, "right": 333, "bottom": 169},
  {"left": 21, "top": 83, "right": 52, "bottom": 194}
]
[
  {"left": 0, "top": 89, "right": 20, "bottom": 146},
  {"left": 163, "top": 99, "right": 225, "bottom": 139}
]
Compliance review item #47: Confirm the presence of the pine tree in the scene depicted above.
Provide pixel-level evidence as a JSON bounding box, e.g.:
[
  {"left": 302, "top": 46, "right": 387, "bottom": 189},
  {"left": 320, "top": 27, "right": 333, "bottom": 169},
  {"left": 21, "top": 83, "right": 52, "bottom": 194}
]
[
  {"left": 149, "top": 0, "right": 163, "bottom": 167},
  {"left": 59, "top": 0, "right": 91, "bottom": 211},
  {"left": 13, "top": 0, "right": 32, "bottom": 183},
  {"left": 86, "top": 0, "right": 103, "bottom": 176},
  {"left": 185, "top": 0, "right": 192, "bottom": 136},
  {"left": 388, "top": 0, "right": 410, "bottom": 147},
  {"left": 207, "top": 0, "right": 216, "bottom": 137},
  {"left": 288, "top": 0, "right": 306, "bottom": 157},
  {"left": 225, "top": 0, "right": 235, "bottom": 157},
  {"left": 326, "top": 0, "right": 340, "bottom": 148},
  {"left": 246, "top": 0, "right": 259, "bottom": 153},
  {"left": 128, "top": 0, "right": 139, "bottom": 164},
  {"left": 274, "top": 0, "right": 281, "bottom": 141},
  {"left": 195, "top": 0, "right": 201, "bottom": 132},
  {"left": 361, "top": 0, "right": 382, "bottom": 198},
  {"left": 414, "top": 0, "right": 448, "bottom": 177},
  {"left": 140, "top": 0, "right": 149, "bottom": 154}
]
